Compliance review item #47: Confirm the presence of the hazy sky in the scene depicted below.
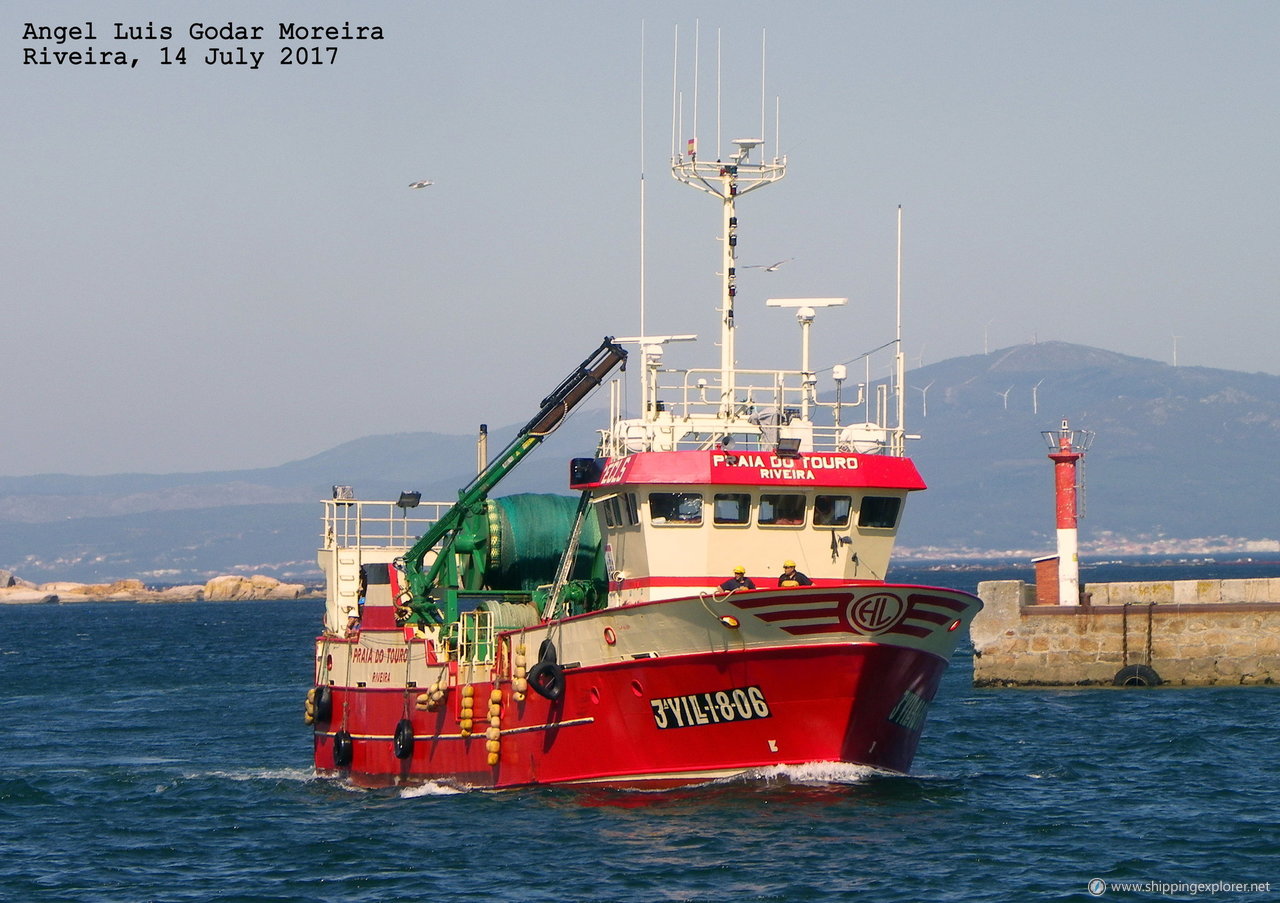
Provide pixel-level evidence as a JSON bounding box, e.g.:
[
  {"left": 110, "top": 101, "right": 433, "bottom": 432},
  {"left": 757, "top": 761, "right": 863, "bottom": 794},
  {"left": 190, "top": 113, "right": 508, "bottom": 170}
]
[{"left": 5, "top": 1, "right": 1277, "bottom": 476}]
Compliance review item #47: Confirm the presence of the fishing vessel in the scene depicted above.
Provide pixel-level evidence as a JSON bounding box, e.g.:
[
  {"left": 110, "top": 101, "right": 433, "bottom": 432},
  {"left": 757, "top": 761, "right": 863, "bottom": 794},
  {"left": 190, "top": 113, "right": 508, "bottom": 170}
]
[{"left": 306, "top": 133, "right": 981, "bottom": 789}]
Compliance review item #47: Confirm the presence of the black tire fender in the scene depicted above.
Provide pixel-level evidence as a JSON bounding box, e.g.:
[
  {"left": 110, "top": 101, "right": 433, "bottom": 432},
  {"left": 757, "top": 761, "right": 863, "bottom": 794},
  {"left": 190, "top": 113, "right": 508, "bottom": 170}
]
[
  {"left": 332, "top": 729, "right": 354, "bottom": 767},
  {"left": 393, "top": 718, "right": 415, "bottom": 760},
  {"left": 527, "top": 660, "right": 566, "bottom": 701},
  {"left": 313, "top": 685, "right": 333, "bottom": 723}
]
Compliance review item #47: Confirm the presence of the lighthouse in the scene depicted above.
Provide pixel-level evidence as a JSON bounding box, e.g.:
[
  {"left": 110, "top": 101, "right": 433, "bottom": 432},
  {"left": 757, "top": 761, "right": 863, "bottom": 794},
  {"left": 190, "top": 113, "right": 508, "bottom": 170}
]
[{"left": 1041, "top": 419, "right": 1094, "bottom": 605}]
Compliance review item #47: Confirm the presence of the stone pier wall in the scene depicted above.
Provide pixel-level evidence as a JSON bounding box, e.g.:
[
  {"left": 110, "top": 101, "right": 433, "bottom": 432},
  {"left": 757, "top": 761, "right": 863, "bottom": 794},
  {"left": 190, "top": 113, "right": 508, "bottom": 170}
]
[{"left": 972, "top": 578, "right": 1280, "bottom": 687}]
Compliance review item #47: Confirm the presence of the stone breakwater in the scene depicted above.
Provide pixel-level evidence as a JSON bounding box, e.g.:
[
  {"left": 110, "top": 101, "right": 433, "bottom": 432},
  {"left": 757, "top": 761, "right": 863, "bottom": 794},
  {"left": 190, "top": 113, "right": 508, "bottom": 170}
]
[
  {"left": 974, "top": 577, "right": 1280, "bottom": 687},
  {"left": 0, "top": 569, "right": 315, "bottom": 604}
]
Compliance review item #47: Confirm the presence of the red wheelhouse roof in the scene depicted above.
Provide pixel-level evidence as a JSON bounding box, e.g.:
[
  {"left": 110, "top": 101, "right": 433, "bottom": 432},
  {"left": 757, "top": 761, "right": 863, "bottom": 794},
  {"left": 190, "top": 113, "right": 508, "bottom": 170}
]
[{"left": 571, "top": 450, "right": 927, "bottom": 491}]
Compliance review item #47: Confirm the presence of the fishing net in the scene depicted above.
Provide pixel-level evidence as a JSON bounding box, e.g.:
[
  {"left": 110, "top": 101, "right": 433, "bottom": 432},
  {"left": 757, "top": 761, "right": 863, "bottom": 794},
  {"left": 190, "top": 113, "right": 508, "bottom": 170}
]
[{"left": 484, "top": 494, "right": 603, "bottom": 591}]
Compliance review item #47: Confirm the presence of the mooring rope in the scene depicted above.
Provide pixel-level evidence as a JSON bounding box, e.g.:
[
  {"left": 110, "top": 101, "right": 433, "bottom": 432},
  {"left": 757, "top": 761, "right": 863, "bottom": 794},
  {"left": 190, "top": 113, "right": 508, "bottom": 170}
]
[{"left": 1121, "top": 602, "right": 1129, "bottom": 669}]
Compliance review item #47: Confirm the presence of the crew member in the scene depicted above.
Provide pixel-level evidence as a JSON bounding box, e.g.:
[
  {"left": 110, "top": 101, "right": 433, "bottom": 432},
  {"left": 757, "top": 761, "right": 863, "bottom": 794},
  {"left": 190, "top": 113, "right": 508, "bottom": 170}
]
[
  {"left": 345, "top": 567, "right": 368, "bottom": 636},
  {"left": 778, "top": 559, "right": 812, "bottom": 587},
  {"left": 720, "top": 566, "right": 756, "bottom": 591}
]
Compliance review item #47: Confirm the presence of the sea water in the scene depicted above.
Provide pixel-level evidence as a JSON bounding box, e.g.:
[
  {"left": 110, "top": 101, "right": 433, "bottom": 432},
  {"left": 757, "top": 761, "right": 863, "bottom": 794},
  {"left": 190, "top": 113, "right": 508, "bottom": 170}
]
[{"left": 2, "top": 562, "right": 1277, "bottom": 902}]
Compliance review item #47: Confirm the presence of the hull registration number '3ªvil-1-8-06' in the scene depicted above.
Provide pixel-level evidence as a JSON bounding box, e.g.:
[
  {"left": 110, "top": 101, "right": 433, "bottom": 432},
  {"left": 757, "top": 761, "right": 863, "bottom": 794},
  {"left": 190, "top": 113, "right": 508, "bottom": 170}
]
[{"left": 650, "top": 686, "right": 771, "bottom": 730}]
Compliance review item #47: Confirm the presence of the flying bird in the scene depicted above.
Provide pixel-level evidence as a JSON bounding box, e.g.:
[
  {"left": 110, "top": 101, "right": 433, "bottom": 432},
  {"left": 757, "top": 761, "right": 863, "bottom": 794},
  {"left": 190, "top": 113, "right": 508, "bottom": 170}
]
[
  {"left": 409, "top": 180, "right": 434, "bottom": 189},
  {"left": 741, "top": 258, "right": 794, "bottom": 271}
]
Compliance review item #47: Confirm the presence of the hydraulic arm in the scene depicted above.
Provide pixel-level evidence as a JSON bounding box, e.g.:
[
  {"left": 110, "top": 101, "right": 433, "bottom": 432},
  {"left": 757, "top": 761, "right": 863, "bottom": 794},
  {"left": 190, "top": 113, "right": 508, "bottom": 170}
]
[{"left": 399, "top": 337, "right": 626, "bottom": 624}]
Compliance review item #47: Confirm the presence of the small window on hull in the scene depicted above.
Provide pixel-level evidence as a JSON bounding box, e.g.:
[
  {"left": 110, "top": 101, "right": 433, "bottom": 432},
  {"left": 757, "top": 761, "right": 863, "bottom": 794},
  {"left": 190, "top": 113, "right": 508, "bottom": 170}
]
[
  {"left": 713, "top": 493, "right": 750, "bottom": 525},
  {"left": 759, "top": 493, "right": 805, "bottom": 526},
  {"left": 649, "top": 492, "right": 703, "bottom": 525},
  {"left": 858, "top": 496, "right": 902, "bottom": 529},
  {"left": 814, "top": 495, "right": 852, "bottom": 527}
]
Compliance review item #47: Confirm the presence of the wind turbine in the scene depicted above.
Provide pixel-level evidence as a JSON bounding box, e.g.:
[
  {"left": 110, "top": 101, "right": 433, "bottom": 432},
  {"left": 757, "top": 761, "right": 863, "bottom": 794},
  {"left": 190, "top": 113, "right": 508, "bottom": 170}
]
[
  {"left": 996, "top": 385, "right": 1013, "bottom": 410},
  {"left": 1032, "top": 378, "right": 1045, "bottom": 415},
  {"left": 912, "top": 380, "right": 934, "bottom": 418}
]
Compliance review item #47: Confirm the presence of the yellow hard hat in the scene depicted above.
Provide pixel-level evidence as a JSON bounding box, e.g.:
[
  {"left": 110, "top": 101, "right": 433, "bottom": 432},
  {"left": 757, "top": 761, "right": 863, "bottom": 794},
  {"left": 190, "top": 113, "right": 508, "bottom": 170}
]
[
  {"left": 783, "top": 560, "right": 796, "bottom": 567},
  {"left": 733, "top": 566, "right": 745, "bottom": 574}
]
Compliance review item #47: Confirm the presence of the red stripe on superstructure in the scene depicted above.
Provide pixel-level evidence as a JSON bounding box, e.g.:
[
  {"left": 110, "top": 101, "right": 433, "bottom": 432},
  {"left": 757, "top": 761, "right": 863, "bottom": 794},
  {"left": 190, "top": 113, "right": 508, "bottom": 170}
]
[{"left": 611, "top": 577, "right": 853, "bottom": 592}]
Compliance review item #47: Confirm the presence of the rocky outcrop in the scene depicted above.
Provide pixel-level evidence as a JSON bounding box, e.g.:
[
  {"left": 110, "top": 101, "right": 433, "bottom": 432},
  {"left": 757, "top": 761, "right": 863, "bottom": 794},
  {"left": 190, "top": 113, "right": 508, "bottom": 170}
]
[
  {"left": 203, "top": 574, "right": 306, "bottom": 601},
  {"left": 34, "top": 579, "right": 151, "bottom": 602},
  {"left": 0, "top": 573, "right": 314, "bottom": 604},
  {"left": 0, "top": 569, "right": 33, "bottom": 589},
  {"left": 144, "top": 584, "right": 208, "bottom": 604},
  {"left": 0, "top": 589, "right": 58, "bottom": 605}
]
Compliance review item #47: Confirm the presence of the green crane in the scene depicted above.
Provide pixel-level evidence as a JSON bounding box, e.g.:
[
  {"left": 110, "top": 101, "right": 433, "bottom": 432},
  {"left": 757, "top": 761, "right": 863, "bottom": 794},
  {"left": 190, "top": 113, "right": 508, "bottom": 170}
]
[{"left": 398, "top": 337, "right": 626, "bottom": 627}]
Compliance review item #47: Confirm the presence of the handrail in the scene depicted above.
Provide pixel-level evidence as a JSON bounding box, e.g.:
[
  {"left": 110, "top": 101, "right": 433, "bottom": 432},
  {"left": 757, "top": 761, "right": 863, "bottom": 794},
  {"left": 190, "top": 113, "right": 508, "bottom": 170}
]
[{"left": 321, "top": 499, "right": 451, "bottom": 550}]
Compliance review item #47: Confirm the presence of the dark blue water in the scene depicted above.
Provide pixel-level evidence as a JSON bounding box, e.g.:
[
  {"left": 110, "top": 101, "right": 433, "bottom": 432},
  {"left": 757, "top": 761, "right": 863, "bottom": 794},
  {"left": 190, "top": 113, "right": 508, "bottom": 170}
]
[{"left": 3, "top": 561, "right": 1278, "bottom": 902}]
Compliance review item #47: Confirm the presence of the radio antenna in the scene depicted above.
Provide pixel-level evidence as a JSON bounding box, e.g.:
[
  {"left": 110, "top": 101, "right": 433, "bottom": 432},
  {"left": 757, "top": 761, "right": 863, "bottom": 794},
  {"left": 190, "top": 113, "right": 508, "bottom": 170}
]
[
  {"left": 639, "top": 20, "right": 647, "bottom": 337},
  {"left": 716, "top": 28, "right": 722, "bottom": 158},
  {"left": 760, "top": 29, "right": 767, "bottom": 151},
  {"left": 895, "top": 206, "right": 907, "bottom": 453},
  {"left": 669, "top": 25, "right": 678, "bottom": 160},
  {"left": 692, "top": 20, "right": 700, "bottom": 157}
]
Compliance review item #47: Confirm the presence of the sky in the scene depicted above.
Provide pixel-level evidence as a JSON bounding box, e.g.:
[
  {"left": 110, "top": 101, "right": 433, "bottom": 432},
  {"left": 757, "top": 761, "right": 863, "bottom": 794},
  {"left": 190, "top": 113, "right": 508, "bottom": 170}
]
[{"left": 4, "top": 1, "right": 1278, "bottom": 476}]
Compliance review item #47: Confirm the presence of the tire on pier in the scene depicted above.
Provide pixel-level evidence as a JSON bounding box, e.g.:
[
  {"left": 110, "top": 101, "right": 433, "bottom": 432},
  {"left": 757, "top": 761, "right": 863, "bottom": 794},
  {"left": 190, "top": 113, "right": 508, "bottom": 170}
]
[{"left": 1112, "top": 664, "right": 1162, "bottom": 687}]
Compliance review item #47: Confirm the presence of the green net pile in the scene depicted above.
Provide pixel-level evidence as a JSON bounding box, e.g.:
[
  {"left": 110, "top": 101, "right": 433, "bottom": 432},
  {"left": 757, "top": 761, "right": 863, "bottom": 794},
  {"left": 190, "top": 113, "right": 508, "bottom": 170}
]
[{"left": 481, "top": 494, "right": 603, "bottom": 591}]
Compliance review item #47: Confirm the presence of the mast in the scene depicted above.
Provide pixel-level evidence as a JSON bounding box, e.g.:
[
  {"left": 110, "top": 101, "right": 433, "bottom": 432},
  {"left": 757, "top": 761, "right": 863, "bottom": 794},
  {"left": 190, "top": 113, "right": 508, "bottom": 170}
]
[
  {"left": 671, "top": 139, "right": 785, "bottom": 415},
  {"left": 894, "top": 205, "right": 906, "bottom": 455}
]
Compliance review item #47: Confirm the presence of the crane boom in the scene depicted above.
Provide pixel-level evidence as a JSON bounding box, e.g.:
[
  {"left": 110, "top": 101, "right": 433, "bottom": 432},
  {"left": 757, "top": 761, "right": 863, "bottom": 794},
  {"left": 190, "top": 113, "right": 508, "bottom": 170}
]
[{"left": 400, "top": 337, "right": 627, "bottom": 621}]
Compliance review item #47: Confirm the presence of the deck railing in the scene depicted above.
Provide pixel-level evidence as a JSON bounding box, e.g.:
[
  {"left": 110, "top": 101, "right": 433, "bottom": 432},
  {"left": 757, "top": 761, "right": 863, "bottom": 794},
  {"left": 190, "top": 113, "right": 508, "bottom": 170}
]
[{"left": 321, "top": 499, "right": 451, "bottom": 550}]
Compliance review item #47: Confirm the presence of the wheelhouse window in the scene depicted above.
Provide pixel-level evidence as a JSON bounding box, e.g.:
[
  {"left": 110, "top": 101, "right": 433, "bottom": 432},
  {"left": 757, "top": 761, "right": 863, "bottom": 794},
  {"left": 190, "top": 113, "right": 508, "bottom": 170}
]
[
  {"left": 622, "top": 493, "right": 640, "bottom": 526},
  {"left": 713, "top": 493, "right": 751, "bottom": 525},
  {"left": 649, "top": 492, "right": 703, "bottom": 525},
  {"left": 813, "top": 495, "right": 852, "bottom": 527},
  {"left": 598, "top": 493, "right": 642, "bottom": 529},
  {"left": 596, "top": 494, "right": 622, "bottom": 528},
  {"left": 759, "top": 493, "right": 805, "bottom": 526},
  {"left": 858, "top": 496, "right": 902, "bottom": 529}
]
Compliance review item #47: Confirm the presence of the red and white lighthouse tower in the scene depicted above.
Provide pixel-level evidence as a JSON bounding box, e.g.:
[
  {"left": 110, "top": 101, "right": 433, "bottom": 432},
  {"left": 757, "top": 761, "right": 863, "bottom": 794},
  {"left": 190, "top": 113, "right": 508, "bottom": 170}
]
[{"left": 1042, "top": 419, "right": 1094, "bottom": 605}]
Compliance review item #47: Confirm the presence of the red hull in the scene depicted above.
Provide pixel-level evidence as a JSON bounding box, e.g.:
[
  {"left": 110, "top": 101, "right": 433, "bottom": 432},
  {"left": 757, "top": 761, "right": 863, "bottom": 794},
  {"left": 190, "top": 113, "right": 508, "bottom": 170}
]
[{"left": 313, "top": 638, "right": 949, "bottom": 789}]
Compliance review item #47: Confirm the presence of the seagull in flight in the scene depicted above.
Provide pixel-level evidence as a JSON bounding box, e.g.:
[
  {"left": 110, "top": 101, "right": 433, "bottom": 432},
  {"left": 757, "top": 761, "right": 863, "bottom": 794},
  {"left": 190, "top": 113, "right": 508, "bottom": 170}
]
[
  {"left": 409, "top": 180, "right": 434, "bottom": 189},
  {"left": 741, "top": 258, "right": 794, "bottom": 271}
]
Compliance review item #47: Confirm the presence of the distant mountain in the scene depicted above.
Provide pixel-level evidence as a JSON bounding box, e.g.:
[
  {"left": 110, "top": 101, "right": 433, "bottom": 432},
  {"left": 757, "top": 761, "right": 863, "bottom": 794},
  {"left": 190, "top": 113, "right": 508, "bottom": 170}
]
[
  {"left": 2, "top": 342, "right": 1277, "bottom": 582},
  {"left": 0, "top": 414, "right": 603, "bottom": 583},
  {"left": 895, "top": 342, "right": 1280, "bottom": 555}
]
